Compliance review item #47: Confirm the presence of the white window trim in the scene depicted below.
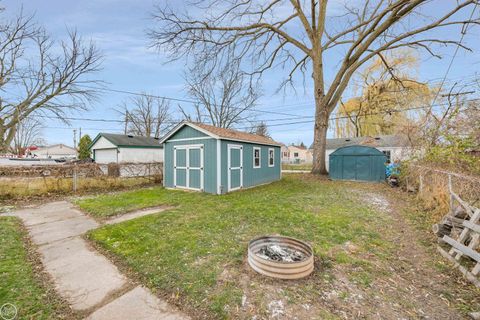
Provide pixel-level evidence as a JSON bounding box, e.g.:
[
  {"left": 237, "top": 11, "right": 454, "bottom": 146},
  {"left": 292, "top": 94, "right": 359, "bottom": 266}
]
[
  {"left": 253, "top": 147, "right": 261, "bottom": 168},
  {"left": 268, "top": 148, "right": 275, "bottom": 167}
]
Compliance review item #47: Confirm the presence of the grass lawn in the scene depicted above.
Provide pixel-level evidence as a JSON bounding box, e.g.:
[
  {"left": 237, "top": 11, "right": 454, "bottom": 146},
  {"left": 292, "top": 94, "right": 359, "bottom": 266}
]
[
  {"left": 281, "top": 163, "right": 312, "bottom": 171},
  {"left": 0, "top": 217, "right": 70, "bottom": 319},
  {"left": 79, "top": 176, "right": 389, "bottom": 319},
  {"left": 78, "top": 175, "right": 480, "bottom": 319}
]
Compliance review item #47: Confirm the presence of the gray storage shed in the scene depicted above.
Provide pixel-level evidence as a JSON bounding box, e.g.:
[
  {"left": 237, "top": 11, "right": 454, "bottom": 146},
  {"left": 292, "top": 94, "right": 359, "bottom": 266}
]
[
  {"left": 160, "top": 122, "right": 282, "bottom": 194},
  {"left": 329, "top": 145, "right": 387, "bottom": 182}
]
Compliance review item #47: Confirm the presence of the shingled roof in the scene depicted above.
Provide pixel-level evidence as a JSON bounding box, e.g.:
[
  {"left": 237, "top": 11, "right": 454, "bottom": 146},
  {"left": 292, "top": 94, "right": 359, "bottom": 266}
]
[
  {"left": 90, "top": 133, "right": 163, "bottom": 149},
  {"left": 162, "top": 122, "right": 281, "bottom": 146},
  {"left": 309, "top": 135, "right": 409, "bottom": 150}
]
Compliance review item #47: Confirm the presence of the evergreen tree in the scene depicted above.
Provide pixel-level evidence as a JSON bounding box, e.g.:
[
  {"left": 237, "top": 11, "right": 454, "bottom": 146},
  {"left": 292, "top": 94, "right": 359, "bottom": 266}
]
[{"left": 78, "top": 135, "right": 92, "bottom": 160}]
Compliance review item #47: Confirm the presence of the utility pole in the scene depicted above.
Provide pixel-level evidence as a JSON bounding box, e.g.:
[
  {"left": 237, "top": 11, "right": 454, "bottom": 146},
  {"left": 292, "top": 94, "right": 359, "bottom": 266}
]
[
  {"left": 73, "top": 129, "right": 77, "bottom": 157},
  {"left": 124, "top": 110, "right": 129, "bottom": 134},
  {"left": 79, "top": 127, "right": 82, "bottom": 141}
]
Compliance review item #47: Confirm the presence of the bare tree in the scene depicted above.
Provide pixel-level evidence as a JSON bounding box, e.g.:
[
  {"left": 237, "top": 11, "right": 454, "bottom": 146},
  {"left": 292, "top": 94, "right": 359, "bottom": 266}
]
[
  {"left": 12, "top": 116, "right": 43, "bottom": 155},
  {"left": 250, "top": 121, "right": 270, "bottom": 137},
  {"left": 118, "top": 94, "right": 172, "bottom": 138},
  {"left": 150, "top": 1, "right": 479, "bottom": 174},
  {"left": 179, "top": 58, "right": 261, "bottom": 128},
  {"left": 0, "top": 8, "right": 101, "bottom": 152}
]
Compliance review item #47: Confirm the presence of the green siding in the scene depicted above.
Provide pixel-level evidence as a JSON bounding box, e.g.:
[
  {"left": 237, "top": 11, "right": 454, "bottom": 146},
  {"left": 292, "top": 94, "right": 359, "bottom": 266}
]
[
  {"left": 164, "top": 124, "right": 281, "bottom": 194},
  {"left": 220, "top": 140, "right": 280, "bottom": 193},
  {"left": 164, "top": 125, "right": 216, "bottom": 193},
  {"left": 176, "top": 149, "right": 187, "bottom": 167},
  {"left": 169, "top": 126, "right": 208, "bottom": 140},
  {"left": 329, "top": 145, "right": 386, "bottom": 182}
]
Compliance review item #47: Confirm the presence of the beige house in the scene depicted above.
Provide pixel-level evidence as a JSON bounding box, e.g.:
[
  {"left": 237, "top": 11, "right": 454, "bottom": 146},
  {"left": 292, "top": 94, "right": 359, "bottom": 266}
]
[
  {"left": 30, "top": 144, "right": 77, "bottom": 159},
  {"left": 281, "top": 144, "right": 312, "bottom": 164}
]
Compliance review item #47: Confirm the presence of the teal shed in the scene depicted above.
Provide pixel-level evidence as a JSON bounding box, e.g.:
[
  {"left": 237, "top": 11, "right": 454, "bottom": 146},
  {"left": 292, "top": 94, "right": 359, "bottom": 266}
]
[
  {"left": 329, "top": 145, "right": 387, "bottom": 182},
  {"left": 160, "top": 122, "right": 282, "bottom": 194}
]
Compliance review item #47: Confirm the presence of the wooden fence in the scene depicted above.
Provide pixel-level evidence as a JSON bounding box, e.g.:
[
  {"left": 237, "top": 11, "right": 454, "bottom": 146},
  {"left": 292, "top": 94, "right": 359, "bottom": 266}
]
[
  {"left": 406, "top": 165, "right": 480, "bottom": 287},
  {"left": 0, "top": 162, "right": 163, "bottom": 197}
]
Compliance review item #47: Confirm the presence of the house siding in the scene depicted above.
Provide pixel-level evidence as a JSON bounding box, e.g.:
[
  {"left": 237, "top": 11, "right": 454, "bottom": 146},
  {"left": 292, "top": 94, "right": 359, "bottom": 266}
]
[
  {"left": 220, "top": 140, "right": 280, "bottom": 192},
  {"left": 118, "top": 147, "right": 163, "bottom": 163},
  {"left": 169, "top": 126, "right": 208, "bottom": 140}
]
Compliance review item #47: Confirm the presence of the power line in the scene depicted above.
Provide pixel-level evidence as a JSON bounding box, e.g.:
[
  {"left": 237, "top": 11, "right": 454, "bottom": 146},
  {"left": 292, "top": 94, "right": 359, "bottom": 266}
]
[
  {"left": 428, "top": 3, "right": 478, "bottom": 111},
  {"left": 7, "top": 70, "right": 479, "bottom": 122},
  {"left": 238, "top": 99, "right": 479, "bottom": 130}
]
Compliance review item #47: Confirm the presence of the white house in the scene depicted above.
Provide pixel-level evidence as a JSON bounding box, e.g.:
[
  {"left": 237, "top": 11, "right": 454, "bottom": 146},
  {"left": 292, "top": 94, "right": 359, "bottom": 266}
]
[
  {"left": 30, "top": 144, "right": 77, "bottom": 159},
  {"left": 89, "top": 133, "right": 163, "bottom": 164},
  {"left": 310, "top": 135, "right": 413, "bottom": 171}
]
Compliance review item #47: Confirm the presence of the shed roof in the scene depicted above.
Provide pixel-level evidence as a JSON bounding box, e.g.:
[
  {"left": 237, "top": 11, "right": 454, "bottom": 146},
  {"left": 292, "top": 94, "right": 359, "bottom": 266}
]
[
  {"left": 310, "top": 135, "right": 409, "bottom": 150},
  {"left": 89, "top": 133, "right": 163, "bottom": 149},
  {"left": 161, "top": 122, "right": 282, "bottom": 146},
  {"left": 330, "top": 145, "right": 386, "bottom": 156}
]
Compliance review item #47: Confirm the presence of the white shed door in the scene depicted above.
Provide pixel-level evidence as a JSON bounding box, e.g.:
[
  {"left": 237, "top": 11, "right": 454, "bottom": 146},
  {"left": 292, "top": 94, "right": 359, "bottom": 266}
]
[{"left": 94, "top": 149, "right": 117, "bottom": 163}]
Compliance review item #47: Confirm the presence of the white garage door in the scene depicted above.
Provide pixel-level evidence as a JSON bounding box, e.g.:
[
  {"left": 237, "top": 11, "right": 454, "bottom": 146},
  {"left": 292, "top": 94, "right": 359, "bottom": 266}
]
[{"left": 94, "top": 149, "right": 117, "bottom": 163}]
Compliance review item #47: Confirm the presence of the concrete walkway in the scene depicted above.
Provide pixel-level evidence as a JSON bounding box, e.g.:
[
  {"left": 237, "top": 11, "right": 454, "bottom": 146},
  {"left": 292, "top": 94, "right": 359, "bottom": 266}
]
[
  {"left": 6, "top": 201, "right": 188, "bottom": 320},
  {"left": 281, "top": 170, "right": 310, "bottom": 173}
]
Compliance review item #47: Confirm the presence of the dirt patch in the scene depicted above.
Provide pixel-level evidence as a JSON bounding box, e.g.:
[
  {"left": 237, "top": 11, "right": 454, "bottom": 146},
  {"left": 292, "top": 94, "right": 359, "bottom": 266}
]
[{"left": 221, "top": 183, "right": 479, "bottom": 320}]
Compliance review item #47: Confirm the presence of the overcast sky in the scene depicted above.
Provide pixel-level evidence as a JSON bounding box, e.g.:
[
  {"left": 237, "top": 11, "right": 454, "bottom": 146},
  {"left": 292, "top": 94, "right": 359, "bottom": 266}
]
[{"left": 3, "top": 0, "right": 480, "bottom": 147}]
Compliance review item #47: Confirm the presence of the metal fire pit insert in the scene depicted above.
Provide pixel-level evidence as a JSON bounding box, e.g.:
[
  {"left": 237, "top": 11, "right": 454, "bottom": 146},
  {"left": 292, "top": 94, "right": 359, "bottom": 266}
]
[{"left": 247, "top": 235, "right": 314, "bottom": 279}]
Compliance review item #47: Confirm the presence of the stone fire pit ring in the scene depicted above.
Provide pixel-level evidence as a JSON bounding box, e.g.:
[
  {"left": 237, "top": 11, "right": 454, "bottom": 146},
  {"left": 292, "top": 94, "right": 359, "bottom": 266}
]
[{"left": 247, "top": 235, "right": 314, "bottom": 280}]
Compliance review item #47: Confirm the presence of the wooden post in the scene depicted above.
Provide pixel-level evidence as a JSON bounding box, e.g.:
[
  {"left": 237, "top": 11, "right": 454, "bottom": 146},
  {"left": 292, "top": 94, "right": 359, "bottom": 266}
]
[
  {"left": 73, "top": 163, "right": 77, "bottom": 193},
  {"left": 419, "top": 174, "right": 423, "bottom": 194},
  {"left": 448, "top": 174, "right": 454, "bottom": 215}
]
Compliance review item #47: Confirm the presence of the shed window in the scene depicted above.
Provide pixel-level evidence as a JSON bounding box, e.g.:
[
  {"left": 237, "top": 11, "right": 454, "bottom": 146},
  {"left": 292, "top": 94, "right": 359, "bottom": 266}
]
[
  {"left": 382, "top": 150, "right": 391, "bottom": 162},
  {"left": 253, "top": 147, "right": 261, "bottom": 168},
  {"left": 268, "top": 148, "right": 274, "bottom": 167}
]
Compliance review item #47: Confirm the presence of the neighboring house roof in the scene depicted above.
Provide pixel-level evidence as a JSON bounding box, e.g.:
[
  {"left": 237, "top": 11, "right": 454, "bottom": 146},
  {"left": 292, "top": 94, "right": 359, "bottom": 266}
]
[
  {"left": 161, "top": 121, "right": 282, "bottom": 147},
  {"left": 289, "top": 145, "right": 307, "bottom": 150},
  {"left": 34, "top": 144, "right": 76, "bottom": 152},
  {"left": 89, "top": 133, "right": 163, "bottom": 149},
  {"left": 309, "top": 135, "right": 409, "bottom": 150}
]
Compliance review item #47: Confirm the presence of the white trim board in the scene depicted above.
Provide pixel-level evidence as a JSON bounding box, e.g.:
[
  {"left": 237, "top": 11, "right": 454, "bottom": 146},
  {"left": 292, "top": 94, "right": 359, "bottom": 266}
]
[
  {"left": 173, "top": 144, "right": 204, "bottom": 191},
  {"left": 227, "top": 144, "right": 243, "bottom": 192},
  {"left": 166, "top": 136, "right": 215, "bottom": 142},
  {"left": 216, "top": 139, "right": 221, "bottom": 194}
]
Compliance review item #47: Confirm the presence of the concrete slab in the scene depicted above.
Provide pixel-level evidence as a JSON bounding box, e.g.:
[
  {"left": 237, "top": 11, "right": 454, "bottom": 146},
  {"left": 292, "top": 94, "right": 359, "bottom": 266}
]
[
  {"left": 104, "top": 207, "right": 171, "bottom": 225},
  {"left": 18, "top": 209, "right": 83, "bottom": 226},
  {"left": 10, "top": 201, "right": 189, "bottom": 319},
  {"left": 28, "top": 215, "right": 98, "bottom": 245},
  {"left": 12, "top": 201, "right": 84, "bottom": 226},
  {"left": 38, "top": 237, "right": 127, "bottom": 311},
  {"left": 86, "top": 286, "right": 189, "bottom": 320}
]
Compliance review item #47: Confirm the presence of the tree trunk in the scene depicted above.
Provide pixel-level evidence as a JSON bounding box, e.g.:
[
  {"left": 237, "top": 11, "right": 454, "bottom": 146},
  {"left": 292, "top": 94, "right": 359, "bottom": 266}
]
[
  {"left": 311, "top": 114, "right": 328, "bottom": 175},
  {"left": 312, "top": 82, "right": 329, "bottom": 174},
  {"left": 311, "top": 56, "right": 329, "bottom": 175}
]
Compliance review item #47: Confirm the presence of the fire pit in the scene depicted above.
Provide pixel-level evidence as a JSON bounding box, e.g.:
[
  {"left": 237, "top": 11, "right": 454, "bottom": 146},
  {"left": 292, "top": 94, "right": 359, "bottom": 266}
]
[{"left": 247, "top": 235, "right": 314, "bottom": 279}]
